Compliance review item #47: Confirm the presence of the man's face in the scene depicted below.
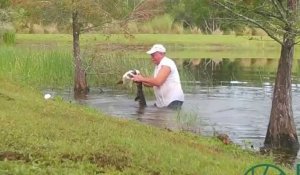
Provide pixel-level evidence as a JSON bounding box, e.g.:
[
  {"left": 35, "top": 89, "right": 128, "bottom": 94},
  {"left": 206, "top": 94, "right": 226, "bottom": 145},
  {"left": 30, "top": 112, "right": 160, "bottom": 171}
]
[{"left": 150, "top": 52, "right": 163, "bottom": 65}]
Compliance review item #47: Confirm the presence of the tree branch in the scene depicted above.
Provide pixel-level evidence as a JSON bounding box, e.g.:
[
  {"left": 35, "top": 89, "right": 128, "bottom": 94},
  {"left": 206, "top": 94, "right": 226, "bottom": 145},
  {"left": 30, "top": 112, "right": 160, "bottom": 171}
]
[
  {"left": 215, "top": 1, "right": 283, "bottom": 45},
  {"left": 271, "top": 0, "right": 288, "bottom": 24},
  {"left": 294, "top": 39, "right": 300, "bottom": 45},
  {"left": 235, "top": 1, "right": 283, "bottom": 22}
]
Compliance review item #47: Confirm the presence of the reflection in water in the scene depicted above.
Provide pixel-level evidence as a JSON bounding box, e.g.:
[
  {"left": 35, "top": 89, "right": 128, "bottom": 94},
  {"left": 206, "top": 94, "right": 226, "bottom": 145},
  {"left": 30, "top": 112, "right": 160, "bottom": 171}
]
[
  {"left": 74, "top": 92, "right": 88, "bottom": 100},
  {"left": 54, "top": 57, "right": 300, "bottom": 165},
  {"left": 178, "top": 57, "right": 300, "bottom": 88}
]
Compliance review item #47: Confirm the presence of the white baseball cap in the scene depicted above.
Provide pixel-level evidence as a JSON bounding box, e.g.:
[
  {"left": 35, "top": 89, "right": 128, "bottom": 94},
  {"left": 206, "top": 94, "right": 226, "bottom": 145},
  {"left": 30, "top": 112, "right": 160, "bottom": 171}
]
[{"left": 146, "top": 44, "right": 166, "bottom": 54}]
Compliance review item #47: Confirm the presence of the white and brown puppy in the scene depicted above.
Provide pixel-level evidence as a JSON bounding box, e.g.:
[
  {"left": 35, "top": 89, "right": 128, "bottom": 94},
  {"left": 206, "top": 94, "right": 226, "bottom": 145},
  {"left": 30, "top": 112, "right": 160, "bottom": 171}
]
[
  {"left": 118, "top": 69, "right": 146, "bottom": 107},
  {"left": 119, "top": 69, "right": 141, "bottom": 84}
]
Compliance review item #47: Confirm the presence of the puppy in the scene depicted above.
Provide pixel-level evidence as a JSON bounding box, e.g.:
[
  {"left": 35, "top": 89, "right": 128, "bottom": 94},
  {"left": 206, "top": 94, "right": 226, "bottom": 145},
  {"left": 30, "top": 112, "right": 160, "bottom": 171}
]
[
  {"left": 118, "top": 69, "right": 146, "bottom": 107},
  {"left": 118, "top": 69, "right": 141, "bottom": 85}
]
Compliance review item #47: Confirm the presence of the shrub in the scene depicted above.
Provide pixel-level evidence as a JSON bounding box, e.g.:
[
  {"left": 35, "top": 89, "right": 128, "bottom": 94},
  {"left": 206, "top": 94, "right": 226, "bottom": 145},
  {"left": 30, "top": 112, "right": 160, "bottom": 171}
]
[
  {"left": 138, "top": 14, "right": 173, "bottom": 34},
  {"left": 3, "top": 31, "right": 15, "bottom": 45},
  {"left": 149, "top": 14, "right": 173, "bottom": 33},
  {"left": 138, "top": 23, "right": 154, "bottom": 34},
  {"left": 211, "top": 28, "right": 224, "bottom": 35},
  {"left": 251, "top": 28, "right": 267, "bottom": 36},
  {"left": 126, "top": 22, "right": 139, "bottom": 34},
  {"left": 171, "top": 22, "right": 184, "bottom": 34}
]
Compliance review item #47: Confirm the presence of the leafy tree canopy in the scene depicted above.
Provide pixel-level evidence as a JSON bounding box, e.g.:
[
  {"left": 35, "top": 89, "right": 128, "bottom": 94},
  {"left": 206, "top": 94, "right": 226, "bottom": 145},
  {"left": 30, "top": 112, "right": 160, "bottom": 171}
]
[
  {"left": 0, "top": 0, "right": 10, "bottom": 8},
  {"left": 165, "top": 0, "right": 243, "bottom": 33},
  {"left": 216, "top": 0, "right": 300, "bottom": 44},
  {"left": 12, "top": 0, "right": 133, "bottom": 32}
]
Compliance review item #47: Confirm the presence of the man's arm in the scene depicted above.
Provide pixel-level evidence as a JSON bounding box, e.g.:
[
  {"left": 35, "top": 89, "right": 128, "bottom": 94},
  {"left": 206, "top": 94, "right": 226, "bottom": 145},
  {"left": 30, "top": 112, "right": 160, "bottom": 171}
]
[
  {"left": 132, "top": 66, "right": 171, "bottom": 87},
  {"left": 142, "top": 82, "right": 153, "bottom": 87}
]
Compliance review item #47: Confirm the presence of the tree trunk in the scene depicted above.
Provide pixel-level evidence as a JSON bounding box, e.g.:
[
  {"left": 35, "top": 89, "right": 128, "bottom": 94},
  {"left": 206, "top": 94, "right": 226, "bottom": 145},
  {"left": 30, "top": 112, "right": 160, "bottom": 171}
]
[
  {"left": 72, "top": 10, "right": 89, "bottom": 97},
  {"left": 264, "top": 33, "right": 299, "bottom": 152}
]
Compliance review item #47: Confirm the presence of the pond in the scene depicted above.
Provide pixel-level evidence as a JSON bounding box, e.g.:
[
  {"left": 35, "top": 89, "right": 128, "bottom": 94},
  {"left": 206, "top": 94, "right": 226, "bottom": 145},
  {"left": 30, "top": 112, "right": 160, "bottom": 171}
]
[{"left": 51, "top": 57, "right": 300, "bottom": 164}]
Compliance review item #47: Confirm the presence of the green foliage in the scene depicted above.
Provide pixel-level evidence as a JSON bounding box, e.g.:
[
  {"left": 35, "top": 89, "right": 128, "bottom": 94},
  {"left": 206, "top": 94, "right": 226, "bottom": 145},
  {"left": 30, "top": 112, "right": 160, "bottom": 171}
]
[
  {"left": 6, "top": 33, "right": 289, "bottom": 90},
  {"left": 0, "top": 9, "right": 11, "bottom": 24},
  {"left": 165, "top": 0, "right": 257, "bottom": 34},
  {"left": 153, "top": 14, "right": 173, "bottom": 33},
  {"left": 176, "top": 110, "right": 200, "bottom": 131},
  {"left": 82, "top": 50, "right": 155, "bottom": 96},
  {"left": 215, "top": 0, "right": 299, "bottom": 43},
  {"left": 0, "top": 0, "right": 10, "bottom": 8},
  {"left": 14, "top": 0, "right": 131, "bottom": 32},
  {"left": 0, "top": 47, "right": 73, "bottom": 88},
  {"left": 3, "top": 31, "right": 15, "bottom": 45},
  {"left": 141, "top": 14, "right": 174, "bottom": 34},
  {"left": 0, "top": 3, "right": 17, "bottom": 45},
  {"left": 166, "top": 0, "right": 225, "bottom": 33}
]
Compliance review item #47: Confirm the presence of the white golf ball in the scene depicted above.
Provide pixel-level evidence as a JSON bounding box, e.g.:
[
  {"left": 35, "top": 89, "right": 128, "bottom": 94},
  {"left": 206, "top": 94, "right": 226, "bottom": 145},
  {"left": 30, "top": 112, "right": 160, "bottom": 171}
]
[{"left": 44, "top": 94, "right": 51, "bottom": 100}]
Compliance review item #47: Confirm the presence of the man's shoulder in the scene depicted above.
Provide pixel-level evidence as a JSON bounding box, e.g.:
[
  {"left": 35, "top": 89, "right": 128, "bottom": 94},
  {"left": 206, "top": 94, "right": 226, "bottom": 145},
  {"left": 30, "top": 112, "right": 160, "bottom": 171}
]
[
  {"left": 160, "top": 57, "right": 177, "bottom": 72},
  {"left": 161, "top": 56, "right": 175, "bottom": 64}
]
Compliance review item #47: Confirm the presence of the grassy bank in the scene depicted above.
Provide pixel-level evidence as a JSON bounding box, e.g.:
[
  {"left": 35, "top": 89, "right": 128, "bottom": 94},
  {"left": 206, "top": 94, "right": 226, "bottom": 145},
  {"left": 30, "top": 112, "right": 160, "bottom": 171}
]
[{"left": 0, "top": 78, "right": 294, "bottom": 174}]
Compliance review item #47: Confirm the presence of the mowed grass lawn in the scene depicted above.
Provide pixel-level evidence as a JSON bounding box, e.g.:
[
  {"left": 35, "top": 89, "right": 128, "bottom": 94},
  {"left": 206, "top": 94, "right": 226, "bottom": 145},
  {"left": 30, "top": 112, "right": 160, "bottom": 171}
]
[
  {"left": 16, "top": 33, "right": 277, "bottom": 46},
  {"left": 0, "top": 77, "right": 294, "bottom": 174},
  {"left": 16, "top": 34, "right": 287, "bottom": 59},
  {"left": 16, "top": 33, "right": 300, "bottom": 59}
]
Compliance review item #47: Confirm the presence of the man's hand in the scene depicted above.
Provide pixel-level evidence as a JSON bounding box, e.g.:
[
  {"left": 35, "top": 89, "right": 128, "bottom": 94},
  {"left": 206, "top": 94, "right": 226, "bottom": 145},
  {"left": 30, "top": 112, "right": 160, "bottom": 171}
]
[
  {"left": 132, "top": 74, "right": 144, "bottom": 82},
  {"left": 132, "top": 66, "right": 170, "bottom": 87}
]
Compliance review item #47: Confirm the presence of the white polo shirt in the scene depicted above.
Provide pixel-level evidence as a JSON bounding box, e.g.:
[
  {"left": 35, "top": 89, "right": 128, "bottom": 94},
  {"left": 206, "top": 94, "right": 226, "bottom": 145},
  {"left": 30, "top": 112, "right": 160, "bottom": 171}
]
[{"left": 153, "top": 56, "right": 184, "bottom": 107}]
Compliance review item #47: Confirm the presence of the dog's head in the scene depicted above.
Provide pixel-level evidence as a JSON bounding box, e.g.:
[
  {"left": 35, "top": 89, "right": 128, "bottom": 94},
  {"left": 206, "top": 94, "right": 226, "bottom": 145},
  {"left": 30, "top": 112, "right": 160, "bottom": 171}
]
[{"left": 117, "top": 69, "right": 140, "bottom": 84}]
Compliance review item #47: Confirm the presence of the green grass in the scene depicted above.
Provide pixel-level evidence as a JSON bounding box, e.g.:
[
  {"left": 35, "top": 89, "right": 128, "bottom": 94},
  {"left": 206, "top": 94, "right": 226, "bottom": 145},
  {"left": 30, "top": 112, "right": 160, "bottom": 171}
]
[
  {"left": 0, "top": 34, "right": 297, "bottom": 174},
  {"left": 6, "top": 34, "right": 300, "bottom": 90},
  {"left": 0, "top": 78, "right": 294, "bottom": 174},
  {"left": 3, "top": 31, "right": 16, "bottom": 45},
  {"left": 7, "top": 33, "right": 287, "bottom": 89},
  {"left": 16, "top": 33, "right": 275, "bottom": 45},
  {"left": 17, "top": 33, "right": 300, "bottom": 59},
  {"left": 0, "top": 45, "right": 198, "bottom": 93},
  {"left": 0, "top": 46, "right": 73, "bottom": 88}
]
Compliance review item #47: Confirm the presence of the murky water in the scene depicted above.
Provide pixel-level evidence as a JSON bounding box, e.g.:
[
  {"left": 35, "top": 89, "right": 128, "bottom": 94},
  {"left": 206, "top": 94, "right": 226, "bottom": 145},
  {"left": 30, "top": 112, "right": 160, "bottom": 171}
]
[
  {"left": 65, "top": 83, "right": 300, "bottom": 150},
  {"left": 50, "top": 57, "right": 300, "bottom": 163}
]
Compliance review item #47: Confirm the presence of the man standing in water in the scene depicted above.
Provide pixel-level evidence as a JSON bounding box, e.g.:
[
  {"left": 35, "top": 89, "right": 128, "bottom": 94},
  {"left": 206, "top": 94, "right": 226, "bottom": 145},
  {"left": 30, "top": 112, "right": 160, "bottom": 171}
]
[{"left": 132, "top": 44, "right": 184, "bottom": 109}]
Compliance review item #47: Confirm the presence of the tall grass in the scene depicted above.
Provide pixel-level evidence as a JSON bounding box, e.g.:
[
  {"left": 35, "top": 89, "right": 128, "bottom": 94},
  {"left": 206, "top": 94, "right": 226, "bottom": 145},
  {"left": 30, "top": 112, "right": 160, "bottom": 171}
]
[
  {"left": 6, "top": 33, "right": 283, "bottom": 91},
  {"left": 84, "top": 50, "right": 155, "bottom": 96},
  {"left": 83, "top": 48, "right": 198, "bottom": 96},
  {"left": 102, "top": 14, "right": 180, "bottom": 34},
  {"left": 176, "top": 110, "right": 201, "bottom": 133},
  {"left": 1, "top": 44, "right": 197, "bottom": 95},
  {"left": 0, "top": 45, "right": 197, "bottom": 94},
  {"left": 0, "top": 47, "right": 73, "bottom": 88},
  {"left": 142, "top": 14, "right": 173, "bottom": 34},
  {"left": 3, "top": 31, "right": 16, "bottom": 45}
]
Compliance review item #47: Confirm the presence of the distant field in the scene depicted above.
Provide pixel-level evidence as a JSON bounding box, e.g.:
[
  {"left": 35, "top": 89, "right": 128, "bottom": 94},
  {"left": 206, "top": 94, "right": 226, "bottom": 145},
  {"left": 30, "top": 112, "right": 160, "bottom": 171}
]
[
  {"left": 16, "top": 34, "right": 297, "bottom": 59},
  {"left": 16, "top": 34, "right": 276, "bottom": 45}
]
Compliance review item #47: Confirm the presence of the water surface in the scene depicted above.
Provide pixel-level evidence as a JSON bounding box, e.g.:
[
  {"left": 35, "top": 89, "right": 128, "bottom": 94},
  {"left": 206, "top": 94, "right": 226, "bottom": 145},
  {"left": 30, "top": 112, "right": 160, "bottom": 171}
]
[{"left": 50, "top": 57, "right": 300, "bottom": 163}]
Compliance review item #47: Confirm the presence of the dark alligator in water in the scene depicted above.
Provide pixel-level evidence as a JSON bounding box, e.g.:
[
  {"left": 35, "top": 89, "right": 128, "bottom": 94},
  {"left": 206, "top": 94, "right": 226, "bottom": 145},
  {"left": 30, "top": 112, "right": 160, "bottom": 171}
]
[
  {"left": 134, "top": 82, "right": 147, "bottom": 107},
  {"left": 118, "top": 69, "right": 147, "bottom": 107}
]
